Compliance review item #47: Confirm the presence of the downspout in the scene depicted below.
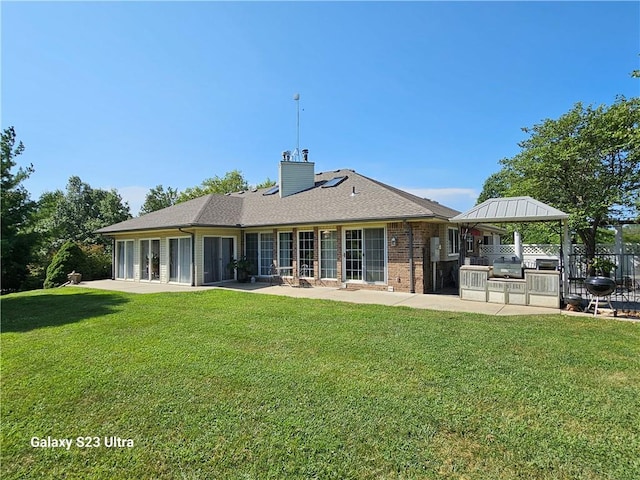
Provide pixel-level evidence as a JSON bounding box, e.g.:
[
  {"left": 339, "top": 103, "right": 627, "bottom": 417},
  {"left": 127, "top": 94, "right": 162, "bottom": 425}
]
[
  {"left": 404, "top": 221, "right": 415, "bottom": 293},
  {"left": 179, "top": 228, "right": 196, "bottom": 286},
  {"left": 111, "top": 237, "right": 116, "bottom": 280}
]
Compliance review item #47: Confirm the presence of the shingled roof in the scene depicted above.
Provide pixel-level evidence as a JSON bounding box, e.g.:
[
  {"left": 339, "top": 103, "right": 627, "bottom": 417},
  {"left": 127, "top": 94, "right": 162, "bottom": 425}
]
[{"left": 97, "top": 169, "right": 460, "bottom": 234}]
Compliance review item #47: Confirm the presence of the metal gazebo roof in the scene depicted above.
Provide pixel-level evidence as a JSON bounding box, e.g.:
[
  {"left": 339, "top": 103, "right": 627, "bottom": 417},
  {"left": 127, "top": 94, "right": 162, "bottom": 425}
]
[{"left": 450, "top": 196, "right": 569, "bottom": 224}]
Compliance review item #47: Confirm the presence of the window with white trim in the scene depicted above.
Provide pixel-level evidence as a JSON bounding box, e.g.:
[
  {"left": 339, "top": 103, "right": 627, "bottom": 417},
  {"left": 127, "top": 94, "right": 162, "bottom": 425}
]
[
  {"left": 245, "top": 232, "right": 274, "bottom": 276},
  {"left": 298, "top": 231, "right": 315, "bottom": 277},
  {"left": 278, "top": 232, "right": 293, "bottom": 276},
  {"left": 320, "top": 230, "right": 337, "bottom": 279},
  {"left": 447, "top": 227, "right": 460, "bottom": 256},
  {"left": 466, "top": 235, "right": 475, "bottom": 253},
  {"left": 259, "top": 233, "right": 274, "bottom": 276}
]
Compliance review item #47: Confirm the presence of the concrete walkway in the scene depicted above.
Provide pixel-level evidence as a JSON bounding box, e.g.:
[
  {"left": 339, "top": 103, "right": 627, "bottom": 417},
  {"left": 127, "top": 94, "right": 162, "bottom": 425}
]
[{"left": 78, "top": 279, "right": 561, "bottom": 316}]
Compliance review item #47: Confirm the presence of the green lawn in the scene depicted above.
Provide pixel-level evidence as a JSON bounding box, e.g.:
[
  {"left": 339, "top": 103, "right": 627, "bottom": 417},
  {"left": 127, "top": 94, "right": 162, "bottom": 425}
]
[{"left": 1, "top": 288, "right": 639, "bottom": 479}]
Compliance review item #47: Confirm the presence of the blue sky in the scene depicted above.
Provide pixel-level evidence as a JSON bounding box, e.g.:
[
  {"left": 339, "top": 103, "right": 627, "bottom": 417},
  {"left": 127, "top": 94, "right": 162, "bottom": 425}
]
[{"left": 2, "top": 1, "right": 638, "bottom": 215}]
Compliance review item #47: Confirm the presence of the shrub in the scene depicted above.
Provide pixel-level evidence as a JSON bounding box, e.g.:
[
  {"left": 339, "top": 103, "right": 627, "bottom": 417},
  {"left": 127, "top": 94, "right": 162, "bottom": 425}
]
[
  {"left": 82, "top": 244, "right": 111, "bottom": 280},
  {"left": 44, "top": 241, "right": 90, "bottom": 289}
]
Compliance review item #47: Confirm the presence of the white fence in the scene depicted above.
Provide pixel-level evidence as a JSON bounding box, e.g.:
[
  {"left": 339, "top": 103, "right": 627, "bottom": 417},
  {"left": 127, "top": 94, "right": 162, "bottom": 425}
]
[
  {"left": 479, "top": 244, "right": 559, "bottom": 268},
  {"left": 480, "top": 243, "right": 640, "bottom": 269}
]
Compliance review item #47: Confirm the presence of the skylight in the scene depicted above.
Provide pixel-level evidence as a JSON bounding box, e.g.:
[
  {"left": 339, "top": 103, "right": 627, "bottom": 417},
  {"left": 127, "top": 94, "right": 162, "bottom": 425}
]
[
  {"left": 263, "top": 185, "right": 279, "bottom": 196},
  {"left": 321, "top": 176, "right": 347, "bottom": 188}
]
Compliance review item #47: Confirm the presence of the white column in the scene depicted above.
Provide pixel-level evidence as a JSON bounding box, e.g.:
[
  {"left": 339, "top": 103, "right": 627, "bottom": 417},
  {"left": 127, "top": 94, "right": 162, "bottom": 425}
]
[{"left": 514, "top": 231, "right": 522, "bottom": 262}]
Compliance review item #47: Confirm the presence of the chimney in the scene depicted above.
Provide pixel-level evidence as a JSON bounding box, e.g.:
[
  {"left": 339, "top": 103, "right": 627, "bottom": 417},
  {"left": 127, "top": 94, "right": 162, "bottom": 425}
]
[{"left": 279, "top": 149, "right": 314, "bottom": 198}]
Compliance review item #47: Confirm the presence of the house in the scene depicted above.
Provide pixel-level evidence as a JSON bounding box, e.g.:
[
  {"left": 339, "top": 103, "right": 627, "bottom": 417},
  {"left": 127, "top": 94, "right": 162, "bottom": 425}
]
[{"left": 96, "top": 154, "right": 497, "bottom": 293}]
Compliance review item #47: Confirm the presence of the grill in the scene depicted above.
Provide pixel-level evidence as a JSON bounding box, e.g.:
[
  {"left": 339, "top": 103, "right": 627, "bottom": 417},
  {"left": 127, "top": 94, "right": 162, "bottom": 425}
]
[
  {"left": 536, "top": 259, "right": 559, "bottom": 271},
  {"left": 492, "top": 261, "right": 523, "bottom": 279},
  {"left": 584, "top": 276, "right": 616, "bottom": 296},
  {"left": 584, "top": 276, "right": 616, "bottom": 316}
]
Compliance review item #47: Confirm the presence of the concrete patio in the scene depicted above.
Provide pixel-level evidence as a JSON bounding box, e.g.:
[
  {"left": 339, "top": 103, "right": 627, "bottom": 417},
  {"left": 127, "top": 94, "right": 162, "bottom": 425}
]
[{"left": 77, "top": 279, "right": 563, "bottom": 316}]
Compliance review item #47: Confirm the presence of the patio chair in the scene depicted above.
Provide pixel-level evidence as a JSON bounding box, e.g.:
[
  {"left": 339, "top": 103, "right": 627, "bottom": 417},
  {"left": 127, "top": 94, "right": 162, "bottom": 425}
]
[{"left": 269, "top": 261, "right": 281, "bottom": 286}]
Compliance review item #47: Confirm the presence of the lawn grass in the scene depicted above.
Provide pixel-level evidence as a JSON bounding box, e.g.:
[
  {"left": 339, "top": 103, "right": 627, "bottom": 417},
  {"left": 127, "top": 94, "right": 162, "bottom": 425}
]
[{"left": 1, "top": 287, "right": 639, "bottom": 479}]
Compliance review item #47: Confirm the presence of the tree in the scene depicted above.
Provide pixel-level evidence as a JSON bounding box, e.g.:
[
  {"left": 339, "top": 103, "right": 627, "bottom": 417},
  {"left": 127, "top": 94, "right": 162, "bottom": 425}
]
[
  {"left": 478, "top": 96, "right": 640, "bottom": 257},
  {"left": 140, "top": 185, "right": 178, "bottom": 215},
  {"left": 177, "top": 170, "right": 249, "bottom": 203},
  {"left": 254, "top": 177, "right": 277, "bottom": 189},
  {"left": 47, "top": 176, "right": 131, "bottom": 249},
  {"left": 1, "top": 127, "right": 36, "bottom": 292}
]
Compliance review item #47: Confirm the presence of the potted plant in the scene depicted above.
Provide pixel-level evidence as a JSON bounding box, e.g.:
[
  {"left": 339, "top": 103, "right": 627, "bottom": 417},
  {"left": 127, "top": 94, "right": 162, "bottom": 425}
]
[
  {"left": 227, "top": 257, "right": 253, "bottom": 283},
  {"left": 587, "top": 257, "right": 617, "bottom": 277}
]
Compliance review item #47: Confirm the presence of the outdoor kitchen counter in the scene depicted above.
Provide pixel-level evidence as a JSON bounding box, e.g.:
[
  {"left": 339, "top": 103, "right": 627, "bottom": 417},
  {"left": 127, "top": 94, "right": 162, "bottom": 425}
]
[{"left": 459, "top": 265, "right": 560, "bottom": 309}]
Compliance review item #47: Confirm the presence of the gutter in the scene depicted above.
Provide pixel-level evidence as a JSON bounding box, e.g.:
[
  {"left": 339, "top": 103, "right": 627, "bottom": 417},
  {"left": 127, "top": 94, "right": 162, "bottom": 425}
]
[{"left": 179, "top": 228, "right": 196, "bottom": 286}]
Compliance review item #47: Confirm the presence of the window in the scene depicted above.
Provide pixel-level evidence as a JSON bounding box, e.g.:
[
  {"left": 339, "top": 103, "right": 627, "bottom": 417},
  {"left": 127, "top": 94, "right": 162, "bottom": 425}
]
[
  {"left": 278, "top": 232, "right": 293, "bottom": 276},
  {"left": 320, "top": 230, "right": 337, "bottom": 279},
  {"left": 245, "top": 232, "right": 274, "bottom": 276},
  {"left": 169, "top": 237, "right": 191, "bottom": 283},
  {"left": 116, "top": 240, "right": 134, "bottom": 280},
  {"left": 448, "top": 228, "right": 459, "bottom": 255},
  {"left": 344, "top": 229, "right": 363, "bottom": 281},
  {"left": 466, "top": 236, "right": 475, "bottom": 253},
  {"left": 245, "top": 233, "right": 259, "bottom": 276},
  {"left": 298, "top": 231, "right": 314, "bottom": 277},
  {"left": 260, "top": 233, "right": 274, "bottom": 276}
]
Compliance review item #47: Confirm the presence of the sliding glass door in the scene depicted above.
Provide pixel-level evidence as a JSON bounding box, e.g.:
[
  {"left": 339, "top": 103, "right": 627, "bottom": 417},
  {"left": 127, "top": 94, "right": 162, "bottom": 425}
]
[
  {"left": 116, "top": 240, "right": 134, "bottom": 280},
  {"left": 169, "top": 237, "right": 192, "bottom": 284},
  {"left": 344, "top": 228, "right": 386, "bottom": 283},
  {"left": 140, "top": 239, "right": 160, "bottom": 281},
  {"left": 203, "top": 237, "right": 235, "bottom": 283}
]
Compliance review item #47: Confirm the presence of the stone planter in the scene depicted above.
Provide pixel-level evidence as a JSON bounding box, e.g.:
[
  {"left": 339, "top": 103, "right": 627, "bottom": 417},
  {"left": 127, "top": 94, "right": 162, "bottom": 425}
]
[{"left": 67, "top": 271, "right": 82, "bottom": 284}]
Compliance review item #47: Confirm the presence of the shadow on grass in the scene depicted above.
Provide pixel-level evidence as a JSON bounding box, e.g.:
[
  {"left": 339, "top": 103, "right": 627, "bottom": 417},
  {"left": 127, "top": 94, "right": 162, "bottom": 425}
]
[{"left": 1, "top": 289, "right": 129, "bottom": 333}]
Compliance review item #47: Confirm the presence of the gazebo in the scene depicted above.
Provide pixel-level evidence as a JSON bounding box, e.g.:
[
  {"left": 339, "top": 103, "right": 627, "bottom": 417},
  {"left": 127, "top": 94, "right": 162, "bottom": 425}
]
[{"left": 450, "top": 196, "right": 570, "bottom": 307}]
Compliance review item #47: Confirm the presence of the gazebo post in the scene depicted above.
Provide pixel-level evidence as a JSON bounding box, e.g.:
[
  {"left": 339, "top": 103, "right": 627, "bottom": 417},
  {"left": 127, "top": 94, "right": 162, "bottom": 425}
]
[{"left": 562, "top": 219, "right": 570, "bottom": 298}]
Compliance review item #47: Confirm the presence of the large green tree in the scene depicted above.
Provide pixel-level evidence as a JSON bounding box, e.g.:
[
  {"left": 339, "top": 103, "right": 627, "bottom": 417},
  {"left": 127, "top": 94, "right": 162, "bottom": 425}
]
[
  {"left": 478, "top": 96, "right": 640, "bottom": 256},
  {"left": 46, "top": 176, "right": 131, "bottom": 249},
  {"left": 1, "top": 127, "right": 36, "bottom": 292},
  {"left": 140, "top": 185, "right": 179, "bottom": 215},
  {"left": 177, "top": 170, "right": 249, "bottom": 203}
]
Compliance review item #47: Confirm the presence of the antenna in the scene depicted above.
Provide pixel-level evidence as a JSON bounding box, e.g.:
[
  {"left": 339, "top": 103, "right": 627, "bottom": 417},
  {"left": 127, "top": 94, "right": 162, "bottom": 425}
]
[{"left": 293, "top": 93, "right": 300, "bottom": 161}]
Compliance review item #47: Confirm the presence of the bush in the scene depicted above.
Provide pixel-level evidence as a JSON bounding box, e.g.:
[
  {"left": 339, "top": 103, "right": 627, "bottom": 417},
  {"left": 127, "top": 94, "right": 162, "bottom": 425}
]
[
  {"left": 44, "top": 241, "right": 90, "bottom": 289},
  {"left": 82, "top": 244, "right": 112, "bottom": 280}
]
